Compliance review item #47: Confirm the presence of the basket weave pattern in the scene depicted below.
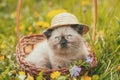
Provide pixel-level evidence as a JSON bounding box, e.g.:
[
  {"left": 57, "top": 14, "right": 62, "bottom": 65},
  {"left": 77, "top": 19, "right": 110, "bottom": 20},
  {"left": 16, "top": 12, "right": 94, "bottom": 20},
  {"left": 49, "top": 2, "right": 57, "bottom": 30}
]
[{"left": 16, "top": 34, "right": 97, "bottom": 76}]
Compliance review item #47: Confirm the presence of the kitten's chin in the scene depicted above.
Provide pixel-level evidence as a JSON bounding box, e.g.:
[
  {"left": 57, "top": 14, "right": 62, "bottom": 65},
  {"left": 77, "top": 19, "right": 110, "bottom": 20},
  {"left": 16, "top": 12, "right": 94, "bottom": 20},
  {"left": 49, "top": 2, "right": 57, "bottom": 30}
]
[
  {"left": 53, "top": 47, "right": 71, "bottom": 56},
  {"left": 56, "top": 45, "right": 69, "bottom": 52}
]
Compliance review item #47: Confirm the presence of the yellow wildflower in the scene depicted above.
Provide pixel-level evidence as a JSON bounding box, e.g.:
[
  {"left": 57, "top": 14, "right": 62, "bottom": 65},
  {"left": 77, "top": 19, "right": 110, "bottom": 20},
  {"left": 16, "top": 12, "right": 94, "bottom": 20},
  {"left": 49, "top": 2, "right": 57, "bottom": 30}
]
[
  {"left": 1, "top": 43, "right": 6, "bottom": 49},
  {"left": 19, "top": 71, "right": 25, "bottom": 75},
  {"left": 50, "top": 71, "right": 61, "bottom": 79},
  {"left": 18, "top": 71, "right": 26, "bottom": 80},
  {"left": 84, "top": 75, "right": 91, "bottom": 80},
  {"left": 27, "top": 74, "right": 34, "bottom": 80},
  {"left": 117, "top": 66, "right": 120, "bottom": 71},
  {"left": 47, "top": 9, "right": 67, "bottom": 19},
  {"left": 20, "top": 25, "right": 25, "bottom": 31},
  {"left": 12, "top": 70, "right": 16, "bottom": 74},
  {"left": 1, "top": 55, "right": 6, "bottom": 61},
  {"left": 28, "top": 26, "right": 33, "bottom": 31},
  {"left": 81, "top": 0, "right": 91, "bottom": 6},
  {"left": 36, "top": 21, "right": 50, "bottom": 29}
]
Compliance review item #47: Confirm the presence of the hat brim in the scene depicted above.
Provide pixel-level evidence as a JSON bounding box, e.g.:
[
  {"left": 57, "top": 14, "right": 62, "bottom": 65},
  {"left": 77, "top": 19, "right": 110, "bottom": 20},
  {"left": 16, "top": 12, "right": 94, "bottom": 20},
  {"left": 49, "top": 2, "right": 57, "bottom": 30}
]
[{"left": 44, "top": 24, "right": 89, "bottom": 35}]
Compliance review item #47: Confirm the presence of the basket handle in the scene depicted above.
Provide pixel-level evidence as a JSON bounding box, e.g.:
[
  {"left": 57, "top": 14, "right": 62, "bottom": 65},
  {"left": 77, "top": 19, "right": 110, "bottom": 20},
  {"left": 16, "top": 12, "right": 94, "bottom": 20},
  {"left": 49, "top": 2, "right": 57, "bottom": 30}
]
[
  {"left": 16, "top": 0, "right": 22, "bottom": 47},
  {"left": 92, "top": 0, "right": 97, "bottom": 42},
  {"left": 16, "top": 0, "right": 97, "bottom": 43}
]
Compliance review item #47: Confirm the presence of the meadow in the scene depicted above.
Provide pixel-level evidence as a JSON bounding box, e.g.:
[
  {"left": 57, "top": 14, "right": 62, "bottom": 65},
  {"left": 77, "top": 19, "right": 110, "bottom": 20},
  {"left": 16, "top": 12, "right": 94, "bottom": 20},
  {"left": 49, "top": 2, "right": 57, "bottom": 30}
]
[{"left": 0, "top": 0, "right": 120, "bottom": 80}]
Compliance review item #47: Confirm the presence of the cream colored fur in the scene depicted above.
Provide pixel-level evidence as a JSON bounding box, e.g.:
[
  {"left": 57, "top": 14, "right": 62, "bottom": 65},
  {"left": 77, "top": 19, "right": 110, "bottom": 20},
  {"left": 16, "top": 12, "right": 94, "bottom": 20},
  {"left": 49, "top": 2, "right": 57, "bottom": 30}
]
[{"left": 25, "top": 26, "right": 89, "bottom": 69}]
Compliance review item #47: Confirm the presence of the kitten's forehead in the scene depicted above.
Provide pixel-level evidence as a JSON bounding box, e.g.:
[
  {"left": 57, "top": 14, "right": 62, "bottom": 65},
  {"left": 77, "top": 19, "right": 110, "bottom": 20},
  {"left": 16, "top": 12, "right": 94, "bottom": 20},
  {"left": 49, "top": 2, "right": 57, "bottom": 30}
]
[{"left": 51, "top": 26, "right": 78, "bottom": 36}]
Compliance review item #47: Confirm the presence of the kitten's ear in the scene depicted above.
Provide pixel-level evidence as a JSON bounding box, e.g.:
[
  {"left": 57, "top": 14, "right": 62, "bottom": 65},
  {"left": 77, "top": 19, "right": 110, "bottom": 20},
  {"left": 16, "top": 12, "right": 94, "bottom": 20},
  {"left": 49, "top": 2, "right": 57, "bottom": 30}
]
[
  {"left": 71, "top": 24, "right": 89, "bottom": 35},
  {"left": 71, "top": 24, "right": 84, "bottom": 34},
  {"left": 43, "top": 29, "right": 53, "bottom": 39}
]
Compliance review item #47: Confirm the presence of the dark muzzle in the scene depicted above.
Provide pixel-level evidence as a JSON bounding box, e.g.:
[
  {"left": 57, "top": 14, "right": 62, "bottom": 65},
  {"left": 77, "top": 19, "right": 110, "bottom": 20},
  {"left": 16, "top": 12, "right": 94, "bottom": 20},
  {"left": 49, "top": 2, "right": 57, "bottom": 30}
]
[{"left": 60, "top": 37, "right": 67, "bottom": 47}]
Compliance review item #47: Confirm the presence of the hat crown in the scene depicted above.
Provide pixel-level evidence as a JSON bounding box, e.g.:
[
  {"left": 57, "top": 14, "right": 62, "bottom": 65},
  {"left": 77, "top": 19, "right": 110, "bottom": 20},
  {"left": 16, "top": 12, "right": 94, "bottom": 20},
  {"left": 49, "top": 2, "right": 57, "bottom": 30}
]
[{"left": 51, "top": 12, "right": 79, "bottom": 27}]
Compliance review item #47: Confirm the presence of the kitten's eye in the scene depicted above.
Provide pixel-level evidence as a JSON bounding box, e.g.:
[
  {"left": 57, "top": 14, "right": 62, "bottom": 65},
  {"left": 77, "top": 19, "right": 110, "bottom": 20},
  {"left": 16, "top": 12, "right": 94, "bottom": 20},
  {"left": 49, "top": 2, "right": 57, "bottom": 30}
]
[
  {"left": 67, "top": 34, "right": 72, "bottom": 39},
  {"left": 55, "top": 36, "right": 60, "bottom": 41}
]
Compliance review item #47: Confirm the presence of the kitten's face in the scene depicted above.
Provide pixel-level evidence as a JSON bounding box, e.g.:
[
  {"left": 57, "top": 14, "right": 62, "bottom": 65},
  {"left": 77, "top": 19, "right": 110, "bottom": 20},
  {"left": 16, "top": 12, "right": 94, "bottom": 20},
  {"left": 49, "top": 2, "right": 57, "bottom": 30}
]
[{"left": 44, "top": 25, "right": 85, "bottom": 54}]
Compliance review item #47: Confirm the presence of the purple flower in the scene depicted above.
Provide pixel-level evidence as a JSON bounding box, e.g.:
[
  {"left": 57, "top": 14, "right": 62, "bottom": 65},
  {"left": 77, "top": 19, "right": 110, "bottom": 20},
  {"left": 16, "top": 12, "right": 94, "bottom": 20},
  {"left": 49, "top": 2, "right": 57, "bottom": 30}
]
[
  {"left": 86, "top": 56, "right": 93, "bottom": 63},
  {"left": 69, "top": 65, "right": 81, "bottom": 77}
]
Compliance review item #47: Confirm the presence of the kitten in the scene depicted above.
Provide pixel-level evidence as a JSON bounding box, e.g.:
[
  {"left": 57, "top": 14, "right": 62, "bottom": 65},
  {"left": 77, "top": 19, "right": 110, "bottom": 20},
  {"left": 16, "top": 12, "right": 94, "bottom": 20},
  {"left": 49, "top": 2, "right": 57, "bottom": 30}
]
[{"left": 25, "top": 25, "right": 89, "bottom": 69}]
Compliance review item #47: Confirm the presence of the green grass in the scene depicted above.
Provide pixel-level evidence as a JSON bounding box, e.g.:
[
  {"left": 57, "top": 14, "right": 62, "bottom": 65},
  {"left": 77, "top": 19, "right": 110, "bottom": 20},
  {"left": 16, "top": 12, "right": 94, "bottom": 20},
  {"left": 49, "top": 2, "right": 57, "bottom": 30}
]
[{"left": 0, "top": 0, "right": 120, "bottom": 80}]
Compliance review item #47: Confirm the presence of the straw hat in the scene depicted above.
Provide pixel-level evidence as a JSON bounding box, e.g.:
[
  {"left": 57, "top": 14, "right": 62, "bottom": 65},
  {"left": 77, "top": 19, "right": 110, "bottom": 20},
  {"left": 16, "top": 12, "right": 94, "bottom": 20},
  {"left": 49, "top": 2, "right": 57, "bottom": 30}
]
[{"left": 47, "top": 12, "right": 89, "bottom": 34}]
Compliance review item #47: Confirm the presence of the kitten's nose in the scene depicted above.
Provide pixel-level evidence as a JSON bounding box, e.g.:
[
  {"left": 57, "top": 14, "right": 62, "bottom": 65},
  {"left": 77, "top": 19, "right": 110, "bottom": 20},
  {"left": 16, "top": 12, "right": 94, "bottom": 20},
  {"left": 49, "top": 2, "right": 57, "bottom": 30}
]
[{"left": 60, "top": 37, "right": 67, "bottom": 47}]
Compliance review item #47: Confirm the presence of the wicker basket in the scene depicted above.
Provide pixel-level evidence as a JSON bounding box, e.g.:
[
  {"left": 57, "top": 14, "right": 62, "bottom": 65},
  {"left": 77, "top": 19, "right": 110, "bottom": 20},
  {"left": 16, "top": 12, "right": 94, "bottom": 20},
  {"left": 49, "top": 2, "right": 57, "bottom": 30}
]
[
  {"left": 16, "top": 0, "right": 98, "bottom": 77},
  {"left": 16, "top": 34, "right": 97, "bottom": 76}
]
